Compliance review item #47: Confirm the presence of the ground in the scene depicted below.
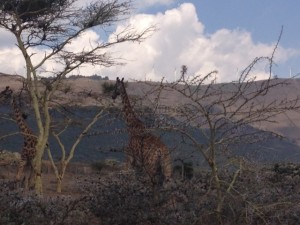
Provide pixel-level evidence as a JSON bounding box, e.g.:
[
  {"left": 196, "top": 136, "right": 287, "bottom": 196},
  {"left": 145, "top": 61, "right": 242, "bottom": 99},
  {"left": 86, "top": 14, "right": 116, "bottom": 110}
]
[
  {"left": 0, "top": 150, "right": 101, "bottom": 195},
  {"left": 1, "top": 150, "right": 300, "bottom": 225}
]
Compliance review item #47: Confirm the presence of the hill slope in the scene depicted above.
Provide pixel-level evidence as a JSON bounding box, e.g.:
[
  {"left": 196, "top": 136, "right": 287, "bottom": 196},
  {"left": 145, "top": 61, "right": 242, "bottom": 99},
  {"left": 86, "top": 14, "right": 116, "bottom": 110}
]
[{"left": 0, "top": 73, "right": 300, "bottom": 164}]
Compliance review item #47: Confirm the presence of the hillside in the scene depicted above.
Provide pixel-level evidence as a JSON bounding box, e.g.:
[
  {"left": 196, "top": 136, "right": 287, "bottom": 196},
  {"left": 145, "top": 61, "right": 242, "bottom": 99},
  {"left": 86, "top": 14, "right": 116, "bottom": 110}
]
[{"left": 1, "top": 73, "right": 300, "bottom": 164}]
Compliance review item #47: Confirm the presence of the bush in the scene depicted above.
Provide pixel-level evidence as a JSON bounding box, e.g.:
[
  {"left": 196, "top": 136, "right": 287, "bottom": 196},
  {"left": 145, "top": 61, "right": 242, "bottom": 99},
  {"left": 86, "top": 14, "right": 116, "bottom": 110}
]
[
  {"left": 80, "top": 171, "right": 209, "bottom": 225},
  {"left": 101, "top": 82, "right": 115, "bottom": 94},
  {"left": 1, "top": 164, "right": 300, "bottom": 225},
  {"left": 80, "top": 166, "right": 300, "bottom": 225},
  {"left": 91, "top": 159, "right": 121, "bottom": 172},
  {"left": 0, "top": 180, "right": 92, "bottom": 225}
]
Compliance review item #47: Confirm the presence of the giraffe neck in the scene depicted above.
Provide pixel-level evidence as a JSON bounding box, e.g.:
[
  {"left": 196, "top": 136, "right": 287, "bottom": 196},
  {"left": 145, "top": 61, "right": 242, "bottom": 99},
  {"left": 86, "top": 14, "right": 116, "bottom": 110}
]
[
  {"left": 12, "top": 96, "right": 33, "bottom": 138},
  {"left": 120, "top": 84, "right": 145, "bottom": 135}
]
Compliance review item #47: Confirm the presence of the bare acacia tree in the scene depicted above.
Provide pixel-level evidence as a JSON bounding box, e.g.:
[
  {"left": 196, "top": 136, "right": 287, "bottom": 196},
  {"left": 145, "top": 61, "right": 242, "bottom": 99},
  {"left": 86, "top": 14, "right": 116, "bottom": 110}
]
[
  {"left": 46, "top": 89, "right": 113, "bottom": 193},
  {"left": 168, "top": 70, "right": 299, "bottom": 219},
  {"left": 138, "top": 40, "right": 300, "bottom": 223},
  {"left": 0, "top": 0, "right": 153, "bottom": 194}
]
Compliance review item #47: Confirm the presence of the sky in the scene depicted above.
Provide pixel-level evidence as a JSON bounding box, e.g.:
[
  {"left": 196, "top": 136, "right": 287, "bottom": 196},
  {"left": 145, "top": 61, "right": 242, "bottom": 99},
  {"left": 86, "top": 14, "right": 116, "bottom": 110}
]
[{"left": 0, "top": 0, "right": 299, "bottom": 83}]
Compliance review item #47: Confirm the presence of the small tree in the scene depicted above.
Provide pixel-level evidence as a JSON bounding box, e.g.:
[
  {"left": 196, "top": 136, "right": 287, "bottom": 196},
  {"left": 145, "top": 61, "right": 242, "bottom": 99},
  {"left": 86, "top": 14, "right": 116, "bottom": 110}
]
[
  {"left": 48, "top": 108, "right": 105, "bottom": 193},
  {"left": 0, "top": 0, "right": 153, "bottom": 194}
]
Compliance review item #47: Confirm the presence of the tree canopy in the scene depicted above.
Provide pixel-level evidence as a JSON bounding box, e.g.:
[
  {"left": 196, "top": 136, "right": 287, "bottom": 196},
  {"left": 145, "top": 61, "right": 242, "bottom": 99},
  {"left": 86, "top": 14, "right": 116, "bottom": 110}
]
[{"left": 0, "top": 0, "right": 152, "bottom": 194}]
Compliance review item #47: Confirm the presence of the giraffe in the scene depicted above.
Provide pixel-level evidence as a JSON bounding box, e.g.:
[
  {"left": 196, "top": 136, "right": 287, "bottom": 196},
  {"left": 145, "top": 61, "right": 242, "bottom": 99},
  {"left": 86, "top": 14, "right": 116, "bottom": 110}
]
[
  {"left": 112, "top": 77, "right": 172, "bottom": 186},
  {"left": 0, "top": 86, "right": 37, "bottom": 189}
]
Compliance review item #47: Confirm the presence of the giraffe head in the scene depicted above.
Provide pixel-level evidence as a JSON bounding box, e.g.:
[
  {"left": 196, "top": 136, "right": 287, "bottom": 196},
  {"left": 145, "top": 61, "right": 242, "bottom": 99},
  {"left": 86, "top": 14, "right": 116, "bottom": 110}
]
[
  {"left": 112, "top": 77, "right": 124, "bottom": 100},
  {"left": 0, "top": 86, "right": 13, "bottom": 103},
  {"left": 0, "top": 86, "right": 28, "bottom": 119}
]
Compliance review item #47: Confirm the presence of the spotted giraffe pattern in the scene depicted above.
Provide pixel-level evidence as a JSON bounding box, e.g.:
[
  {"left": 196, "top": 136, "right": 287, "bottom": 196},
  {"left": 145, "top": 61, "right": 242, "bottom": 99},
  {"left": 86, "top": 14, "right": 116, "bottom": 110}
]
[
  {"left": 0, "top": 86, "right": 37, "bottom": 184},
  {"left": 112, "top": 78, "right": 172, "bottom": 185}
]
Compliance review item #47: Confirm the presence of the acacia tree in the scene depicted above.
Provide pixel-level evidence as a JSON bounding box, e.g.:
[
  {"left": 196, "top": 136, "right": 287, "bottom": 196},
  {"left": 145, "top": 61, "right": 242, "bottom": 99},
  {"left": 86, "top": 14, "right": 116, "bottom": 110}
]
[
  {"left": 138, "top": 41, "right": 300, "bottom": 222},
  {"left": 46, "top": 88, "right": 113, "bottom": 193},
  {"left": 47, "top": 110, "right": 104, "bottom": 193},
  {"left": 0, "top": 0, "right": 153, "bottom": 194},
  {"left": 168, "top": 64, "right": 300, "bottom": 222}
]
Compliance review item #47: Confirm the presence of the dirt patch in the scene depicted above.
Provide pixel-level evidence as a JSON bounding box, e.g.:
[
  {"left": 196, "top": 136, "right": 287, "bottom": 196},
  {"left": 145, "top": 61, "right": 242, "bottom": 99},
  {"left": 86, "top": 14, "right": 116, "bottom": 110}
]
[{"left": 0, "top": 159, "right": 101, "bottom": 196}]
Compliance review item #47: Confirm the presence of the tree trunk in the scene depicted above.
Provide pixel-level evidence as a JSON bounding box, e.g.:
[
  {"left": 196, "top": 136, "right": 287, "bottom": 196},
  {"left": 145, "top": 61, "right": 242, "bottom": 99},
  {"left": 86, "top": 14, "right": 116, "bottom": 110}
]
[
  {"left": 33, "top": 150, "right": 43, "bottom": 195},
  {"left": 56, "top": 177, "right": 62, "bottom": 193},
  {"left": 56, "top": 163, "right": 67, "bottom": 193},
  {"left": 35, "top": 175, "right": 43, "bottom": 194},
  {"left": 211, "top": 161, "right": 223, "bottom": 224}
]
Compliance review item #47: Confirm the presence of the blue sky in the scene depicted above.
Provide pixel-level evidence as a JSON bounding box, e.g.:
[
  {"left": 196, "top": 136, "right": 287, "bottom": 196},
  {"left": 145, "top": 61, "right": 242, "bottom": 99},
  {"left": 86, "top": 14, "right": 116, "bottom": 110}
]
[
  {"left": 144, "top": 1, "right": 299, "bottom": 48},
  {"left": 0, "top": 0, "right": 299, "bottom": 82},
  {"left": 140, "top": 0, "right": 300, "bottom": 78}
]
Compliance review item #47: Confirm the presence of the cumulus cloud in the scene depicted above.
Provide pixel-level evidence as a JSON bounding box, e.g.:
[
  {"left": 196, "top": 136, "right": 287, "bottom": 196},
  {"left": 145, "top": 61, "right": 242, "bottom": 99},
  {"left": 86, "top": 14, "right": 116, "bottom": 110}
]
[
  {"left": 0, "top": 47, "right": 25, "bottom": 75},
  {"left": 0, "top": 31, "right": 100, "bottom": 78},
  {"left": 137, "top": 0, "right": 175, "bottom": 9},
  {"left": 98, "top": 3, "right": 297, "bottom": 82},
  {"left": 65, "top": 30, "right": 101, "bottom": 53},
  {"left": 0, "top": 30, "right": 16, "bottom": 48},
  {"left": 0, "top": 3, "right": 297, "bottom": 82}
]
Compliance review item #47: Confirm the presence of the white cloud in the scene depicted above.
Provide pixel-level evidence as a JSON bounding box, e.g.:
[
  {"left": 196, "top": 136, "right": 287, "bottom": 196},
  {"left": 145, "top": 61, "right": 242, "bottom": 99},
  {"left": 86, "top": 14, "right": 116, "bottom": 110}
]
[
  {"left": 65, "top": 30, "right": 101, "bottom": 53},
  {"left": 137, "top": 0, "right": 175, "bottom": 8},
  {"left": 0, "top": 3, "right": 298, "bottom": 82},
  {"left": 0, "top": 30, "right": 17, "bottom": 48},
  {"left": 97, "top": 3, "right": 297, "bottom": 82},
  {"left": 147, "top": 0, "right": 174, "bottom": 4},
  {"left": 0, "top": 29, "right": 102, "bottom": 76},
  {"left": 0, "top": 47, "right": 25, "bottom": 75},
  {"left": 74, "top": 0, "right": 95, "bottom": 7}
]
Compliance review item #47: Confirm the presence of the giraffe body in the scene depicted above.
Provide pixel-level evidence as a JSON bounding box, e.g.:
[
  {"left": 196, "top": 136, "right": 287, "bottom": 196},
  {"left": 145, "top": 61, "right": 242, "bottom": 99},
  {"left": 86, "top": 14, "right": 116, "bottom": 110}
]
[
  {"left": 112, "top": 78, "right": 172, "bottom": 184},
  {"left": 127, "top": 133, "right": 172, "bottom": 184}
]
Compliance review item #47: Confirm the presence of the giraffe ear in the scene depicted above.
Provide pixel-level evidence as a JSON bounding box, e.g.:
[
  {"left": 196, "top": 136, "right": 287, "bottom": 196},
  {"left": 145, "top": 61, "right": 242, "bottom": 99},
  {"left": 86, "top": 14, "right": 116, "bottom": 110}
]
[
  {"left": 116, "top": 77, "right": 119, "bottom": 81},
  {"left": 121, "top": 78, "right": 124, "bottom": 82}
]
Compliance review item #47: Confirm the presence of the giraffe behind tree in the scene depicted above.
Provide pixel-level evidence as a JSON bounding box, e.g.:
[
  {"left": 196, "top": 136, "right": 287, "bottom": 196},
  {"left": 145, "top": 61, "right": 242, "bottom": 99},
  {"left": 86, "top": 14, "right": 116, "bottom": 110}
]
[
  {"left": 0, "top": 86, "right": 37, "bottom": 189},
  {"left": 112, "top": 77, "right": 172, "bottom": 185}
]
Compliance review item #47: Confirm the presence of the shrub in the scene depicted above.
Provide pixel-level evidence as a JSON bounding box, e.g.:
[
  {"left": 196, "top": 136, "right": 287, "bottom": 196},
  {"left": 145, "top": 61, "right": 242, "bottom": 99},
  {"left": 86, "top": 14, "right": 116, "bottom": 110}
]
[
  {"left": 1, "top": 164, "right": 300, "bottom": 225},
  {"left": 0, "top": 180, "right": 92, "bottom": 225},
  {"left": 80, "top": 171, "right": 208, "bottom": 225},
  {"left": 91, "top": 159, "right": 121, "bottom": 172},
  {"left": 101, "top": 82, "right": 115, "bottom": 94}
]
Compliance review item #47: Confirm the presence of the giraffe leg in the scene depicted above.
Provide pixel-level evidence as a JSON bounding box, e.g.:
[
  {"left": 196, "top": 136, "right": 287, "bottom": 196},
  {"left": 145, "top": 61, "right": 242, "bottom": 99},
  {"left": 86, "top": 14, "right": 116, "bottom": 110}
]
[
  {"left": 124, "top": 153, "right": 134, "bottom": 170},
  {"left": 28, "top": 160, "right": 37, "bottom": 190},
  {"left": 16, "top": 160, "right": 26, "bottom": 181},
  {"left": 24, "top": 168, "right": 29, "bottom": 191},
  {"left": 27, "top": 166, "right": 35, "bottom": 190},
  {"left": 15, "top": 159, "right": 26, "bottom": 189},
  {"left": 162, "top": 161, "right": 172, "bottom": 184}
]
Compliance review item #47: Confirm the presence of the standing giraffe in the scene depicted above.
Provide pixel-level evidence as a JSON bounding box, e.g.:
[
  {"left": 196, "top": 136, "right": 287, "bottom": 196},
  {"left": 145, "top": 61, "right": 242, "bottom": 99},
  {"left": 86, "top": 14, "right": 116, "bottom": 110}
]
[
  {"left": 0, "top": 86, "right": 37, "bottom": 189},
  {"left": 112, "top": 77, "right": 172, "bottom": 185}
]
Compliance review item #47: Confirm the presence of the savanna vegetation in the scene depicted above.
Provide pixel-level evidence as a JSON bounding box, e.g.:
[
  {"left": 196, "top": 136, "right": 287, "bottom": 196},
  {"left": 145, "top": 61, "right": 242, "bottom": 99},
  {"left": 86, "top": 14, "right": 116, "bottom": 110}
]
[{"left": 0, "top": 1, "right": 300, "bottom": 225}]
